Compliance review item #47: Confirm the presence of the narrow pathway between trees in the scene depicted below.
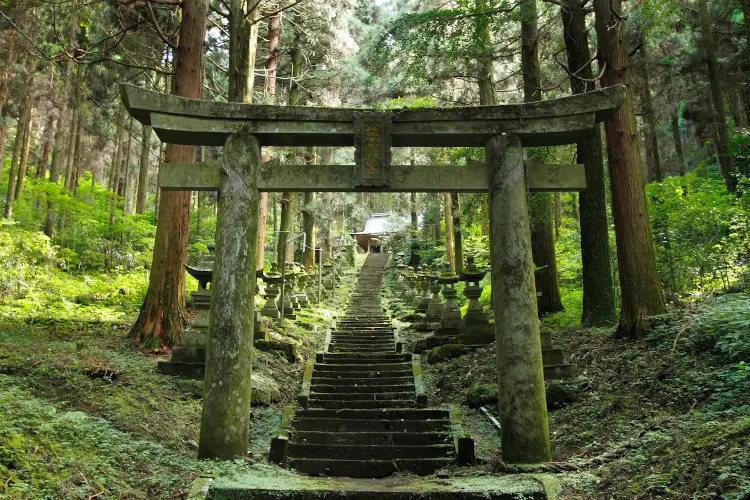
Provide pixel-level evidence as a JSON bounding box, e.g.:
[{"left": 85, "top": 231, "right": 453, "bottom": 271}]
[{"left": 285, "top": 253, "right": 457, "bottom": 477}]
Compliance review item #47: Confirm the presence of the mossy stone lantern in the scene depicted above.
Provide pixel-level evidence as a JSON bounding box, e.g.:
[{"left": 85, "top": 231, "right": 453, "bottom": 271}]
[
  {"left": 435, "top": 263, "right": 461, "bottom": 337},
  {"left": 261, "top": 261, "right": 282, "bottom": 321},
  {"left": 457, "top": 256, "right": 494, "bottom": 345},
  {"left": 425, "top": 264, "right": 444, "bottom": 320}
]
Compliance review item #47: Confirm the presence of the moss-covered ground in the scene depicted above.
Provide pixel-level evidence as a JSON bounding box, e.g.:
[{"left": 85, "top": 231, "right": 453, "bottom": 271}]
[
  {"left": 409, "top": 291, "right": 750, "bottom": 499},
  {"left": 0, "top": 263, "right": 358, "bottom": 498}
]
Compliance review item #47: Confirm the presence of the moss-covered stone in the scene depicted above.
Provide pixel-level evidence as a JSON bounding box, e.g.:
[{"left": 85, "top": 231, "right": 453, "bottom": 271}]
[
  {"left": 466, "top": 384, "right": 499, "bottom": 407},
  {"left": 544, "top": 380, "right": 576, "bottom": 411},
  {"left": 426, "top": 343, "right": 469, "bottom": 364}
]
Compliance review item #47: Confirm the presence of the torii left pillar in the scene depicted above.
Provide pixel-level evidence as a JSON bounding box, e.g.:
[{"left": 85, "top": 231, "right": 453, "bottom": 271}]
[{"left": 198, "top": 133, "right": 260, "bottom": 458}]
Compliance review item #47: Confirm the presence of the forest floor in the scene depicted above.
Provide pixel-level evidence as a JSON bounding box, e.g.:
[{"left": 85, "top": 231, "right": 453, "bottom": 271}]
[
  {"left": 415, "top": 291, "right": 750, "bottom": 499},
  {"left": 0, "top": 264, "right": 748, "bottom": 499}
]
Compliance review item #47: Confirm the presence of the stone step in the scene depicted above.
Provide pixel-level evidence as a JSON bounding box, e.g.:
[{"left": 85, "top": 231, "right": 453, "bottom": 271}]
[
  {"left": 328, "top": 347, "right": 396, "bottom": 354},
  {"left": 321, "top": 354, "right": 410, "bottom": 363},
  {"left": 310, "top": 384, "right": 414, "bottom": 393},
  {"left": 293, "top": 417, "right": 450, "bottom": 433},
  {"left": 313, "top": 369, "right": 412, "bottom": 378},
  {"left": 288, "top": 443, "right": 454, "bottom": 460},
  {"left": 310, "top": 391, "right": 414, "bottom": 401},
  {"left": 315, "top": 362, "right": 410, "bottom": 372},
  {"left": 328, "top": 342, "right": 395, "bottom": 350},
  {"left": 289, "top": 430, "right": 450, "bottom": 446},
  {"left": 297, "top": 408, "right": 450, "bottom": 420},
  {"left": 329, "top": 336, "right": 395, "bottom": 343},
  {"left": 289, "top": 458, "right": 453, "bottom": 478},
  {"left": 311, "top": 376, "right": 413, "bottom": 386},
  {"left": 309, "top": 399, "right": 415, "bottom": 409},
  {"left": 328, "top": 340, "right": 394, "bottom": 346}
]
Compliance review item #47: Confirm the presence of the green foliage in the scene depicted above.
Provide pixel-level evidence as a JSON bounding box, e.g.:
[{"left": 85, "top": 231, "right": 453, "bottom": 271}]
[{"left": 646, "top": 174, "right": 750, "bottom": 297}]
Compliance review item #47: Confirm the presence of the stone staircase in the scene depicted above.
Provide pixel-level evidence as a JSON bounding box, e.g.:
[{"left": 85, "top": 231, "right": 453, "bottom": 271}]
[{"left": 272, "top": 253, "right": 473, "bottom": 478}]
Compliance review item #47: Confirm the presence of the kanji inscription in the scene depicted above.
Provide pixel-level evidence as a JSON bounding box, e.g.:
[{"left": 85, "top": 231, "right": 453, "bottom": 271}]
[{"left": 354, "top": 112, "right": 392, "bottom": 188}]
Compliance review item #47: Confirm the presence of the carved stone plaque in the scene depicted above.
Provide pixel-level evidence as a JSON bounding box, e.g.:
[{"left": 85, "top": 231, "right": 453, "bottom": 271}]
[{"left": 354, "top": 112, "right": 392, "bottom": 188}]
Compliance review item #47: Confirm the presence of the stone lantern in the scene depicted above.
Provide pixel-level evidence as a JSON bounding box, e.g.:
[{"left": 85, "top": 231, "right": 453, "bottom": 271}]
[
  {"left": 435, "top": 263, "right": 461, "bottom": 338},
  {"left": 403, "top": 265, "right": 417, "bottom": 303},
  {"left": 457, "top": 256, "right": 494, "bottom": 345},
  {"left": 394, "top": 255, "right": 407, "bottom": 297},
  {"left": 295, "top": 263, "right": 310, "bottom": 307},
  {"left": 414, "top": 266, "right": 430, "bottom": 312},
  {"left": 157, "top": 244, "right": 215, "bottom": 378},
  {"left": 425, "top": 264, "right": 444, "bottom": 320},
  {"left": 260, "top": 262, "right": 282, "bottom": 321}
]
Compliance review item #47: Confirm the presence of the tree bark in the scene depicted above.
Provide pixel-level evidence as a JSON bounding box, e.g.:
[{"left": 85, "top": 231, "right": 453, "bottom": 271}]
[
  {"left": 0, "top": 31, "right": 17, "bottom": 172},
  {"left": 637, "top": 46, "right": 662, "bottom": 183},
  {"left": 129, "top": 0, "right": 208, "bottom": 349},
  {"left": 444, "top": 193, "right": 454, "bottom": 271},
  {"left": 451, "top": 193, "right": 463, "bottom": 274},
  {"left": 698, "top": 0, "right": 736, "bottom": 191},
  {"left": 562, "top": 0, "right": 615, "bottom": 326},
  {"left": 36, "top": 116, "right": 55, "bottom": 178},
  {"left": 136, "top": 78, "right": 152, "bottom": 214},
  {"left": 121, "top": 117, "right": 134, "bottom": 215},
  {"left": 14, "top": 101, "right": 33, "bottom": 202},
  {"left": 742, "top": 0, "right": 750, "bottom": 124},
  {"left": 671, "top": 109, "right": 686, "bottom": 176},
  {"left": 4, "top": 85, "right": 30, "bottom": 218},
  {"left": 302, "top": 147, "right": 316, "bottom": 269},
  {"left": 594, "top": 0, "right": 666, "bottom": 338},
  {"left": 522, "top": 0, "right": 563, "bottom": 315},
  {"left": 276, "top": 192, "right": 295, "bottom": 263},
  {"left": 264, "top": 7, "right": 281, "bottom": 102}
]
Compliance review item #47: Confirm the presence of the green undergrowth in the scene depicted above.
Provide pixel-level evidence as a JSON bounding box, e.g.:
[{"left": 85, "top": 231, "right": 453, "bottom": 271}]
[
  {"left": 419, "top": 291, "right": 750, "bottom": 499},
  {"left": 0, "top": 262, "right": 361, "bottom": 498}
]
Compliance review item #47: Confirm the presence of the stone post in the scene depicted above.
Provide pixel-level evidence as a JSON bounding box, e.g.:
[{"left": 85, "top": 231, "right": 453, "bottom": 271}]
[
  {"left": 486, "top": 133, "right": 551, "bottom": 463},
  {"left": 198, "top": 133, "right": 260, "bottom": 459}
]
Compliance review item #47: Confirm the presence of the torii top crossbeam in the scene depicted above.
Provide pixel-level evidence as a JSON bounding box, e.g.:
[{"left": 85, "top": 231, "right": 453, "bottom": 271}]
[{"left": 121, "top": 84, "right": 625, "bottom": 148}]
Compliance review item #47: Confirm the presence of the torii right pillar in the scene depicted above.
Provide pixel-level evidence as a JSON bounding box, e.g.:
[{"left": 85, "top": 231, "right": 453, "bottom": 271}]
[{"left": 487, "top": 133, "right": 551, "bottom": 463}]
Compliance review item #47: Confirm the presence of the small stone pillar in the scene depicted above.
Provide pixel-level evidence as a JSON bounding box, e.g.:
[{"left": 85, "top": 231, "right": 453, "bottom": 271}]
[
  {"left": 435, "top": 264, "right": 461, "bottom": 338},
  {"left": 199, "top": 133, "right": 259, "bottom": 460},
  {"left": 260, "top": 262, "right": 282, "bottom": 321},
  {"left": 425, "top": 265, "right": 444, "bottom": 320},
  {"left": 486, "top": 133, "right": 551, "bottom": 463},
  {"left": 157, "top": 244, "right": 215, "bottom": 378},
  {"left": 394, "top": 255, "right": 407, "bottom": 297},
  {"left": 456, "top": 256, "right": 494, "bottom": 345}
]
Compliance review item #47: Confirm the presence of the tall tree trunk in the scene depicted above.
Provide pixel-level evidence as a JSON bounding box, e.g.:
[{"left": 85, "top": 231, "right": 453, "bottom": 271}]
[
  {"left": 64, "top": 109, "right": 79, "bottom": 191},
  {"left": 108, "top": 106, "right": 126, "bottom": 192},
  {"left": 451, "top": 193, "right": 463, "bottom": 273},
  {"left": 479, "top": 194, "right": 489, "bottom": 236},
  {"left": 0, "top": 32, "right": 17, "bottom": 171},
  {"left": 475, "top": 0, "right": 496, "bottom": 105},
  {"left": 36, "top": 115, "right": 55, "bottom": 178},
  {"left": 562, "top": 0, "right": 615, "bottom": 326},
  {"left": 410, "top": 192, "right": 418, "bottom": 231},
  {"left": 522, "top": 0, "right": 563, "bottom": 315},
  {"left": 122, "top": 117, "right": 134, "bottom": 215},
  {"left": 276, "top": 192, "right": 296, "bottom": 263},
  {"left": 699, "top": 0, "right": 736, "bottom": 191},
  {"left": 742, "top": 0, "right": 750, "bottom": 124},
  {"left": 594, "top": 0, "right": 666, "bottom": 338},
  {"left": 72, "top": 125, "right": 84, "bottom": 193},
  {"left": 4, "top": 88, "right": 30, "bottom": 218},
  {"left": 264, "top": 7, "right": 281, "bottom": 102},
  {"left": 671, "top": 108, "right": 686, "bottom": 176},
  {"left": 13, "top": 102, "right": 33, "bottom": 202},
  {"left": 136, "top": 78, "right": 153, "bottom": 214},
  {"left": 444, "top": 193, "right": 454, "bottom": 271},
  {"left": 302, "top": 147, "right": 316, "bottom": 269},
  {"left": 130, "top": 0, "right": 208, "bottom": 348},
  {"left": 637, "top": 46, "right": 662, "bottom": 183}
]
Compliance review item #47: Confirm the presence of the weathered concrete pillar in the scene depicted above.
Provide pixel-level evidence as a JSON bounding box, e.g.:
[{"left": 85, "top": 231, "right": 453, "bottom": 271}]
[
  {"left": 486, "top": 133, "right": 551, "bottom": 463},
  {"left": 198, "top": 133, "right": 260, "bottom": 459}
]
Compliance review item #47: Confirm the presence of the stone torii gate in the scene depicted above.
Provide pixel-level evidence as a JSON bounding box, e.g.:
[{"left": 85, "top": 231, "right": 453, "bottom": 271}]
[{"left": 121, "top": 83, "right": 625, "bottom": 464}]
